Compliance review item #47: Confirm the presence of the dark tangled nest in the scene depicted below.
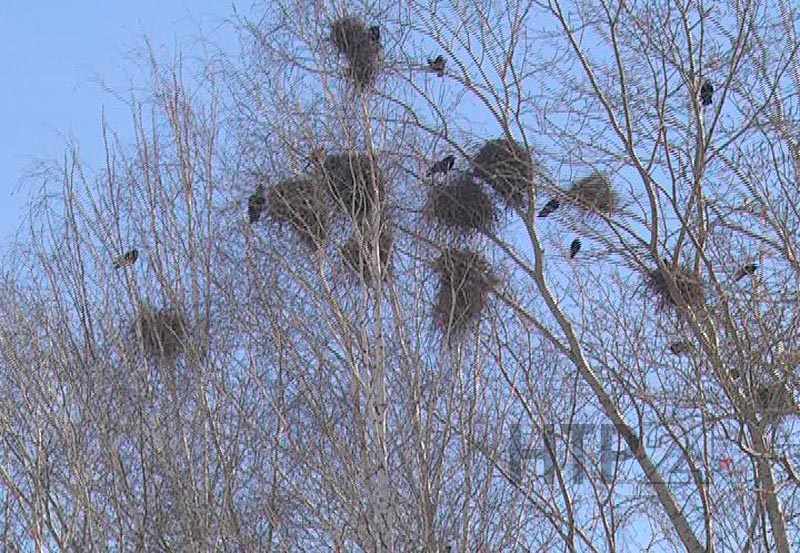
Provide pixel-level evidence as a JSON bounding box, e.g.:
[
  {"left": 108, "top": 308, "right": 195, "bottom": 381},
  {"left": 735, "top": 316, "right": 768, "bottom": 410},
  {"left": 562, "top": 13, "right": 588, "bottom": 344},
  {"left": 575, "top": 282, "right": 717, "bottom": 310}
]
[
  {"left": 330, "top": 16, "right": 381, "bottom": 89},
  {"left": 132, "top": 304, "right": 189, "bottom": 360},
  {"left": 341, "top": 226, "right": 394, "bottom": 284},
  {"left": 321, "top": 152, "right": 385, "bottom": 221},
  {"left": 426, "top": 172, "right": 497, "bottom": 236},
  {"left": 472, "top": 138, "right": 535, "bottom": 207},
  {"left": 646, "top": 262, "right": 705, "bottom": 311},
  {"left": 267, "top": 177, "right": 329, "bottom": 249},
  {"left": 433, "top": 248, "right": 499, "bottom": 337}
]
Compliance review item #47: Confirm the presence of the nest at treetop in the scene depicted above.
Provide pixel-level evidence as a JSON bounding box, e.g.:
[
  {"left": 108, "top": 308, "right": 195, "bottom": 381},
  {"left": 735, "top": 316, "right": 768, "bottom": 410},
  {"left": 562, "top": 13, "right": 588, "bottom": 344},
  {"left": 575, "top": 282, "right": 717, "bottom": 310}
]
[
  {"left": 426, "top": 172, "right": 497, "bottom": 235},
  {"left": 341, "top": 226, "right": 393, "bottom": 284},
  {"left": 754, "top": 382, "right": 797, "bottom": 420},
  {"left": 433, "top": 248, "right": 499, "bottom": 336},
  {"left": 565, "top": 172, "right": 619, "bottom": 215},
  {"left": 267, "top": 177, "right": 329, "bottom": 249},
  {"left": 321, "top": 152, "right": 385, "bottom": 220},
  {"left": 330, "top": 16, "right": 381, "bottom": 89},
  {"left": 472, "top": 138, "right": 535, "bottom": 207},
  {"left": 646, "top": 263, "right": 705, "bottom": 311},
  {"left": 132, "top": 305, "right": 189, "bottom": 360}
]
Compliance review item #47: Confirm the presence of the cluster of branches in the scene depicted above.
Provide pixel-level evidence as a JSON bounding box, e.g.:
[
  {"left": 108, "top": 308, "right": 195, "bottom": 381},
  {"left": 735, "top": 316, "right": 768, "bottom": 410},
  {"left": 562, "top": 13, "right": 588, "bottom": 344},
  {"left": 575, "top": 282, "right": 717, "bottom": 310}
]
[{"left": 0, "top": 0, "right": 799, "bottom": 551}]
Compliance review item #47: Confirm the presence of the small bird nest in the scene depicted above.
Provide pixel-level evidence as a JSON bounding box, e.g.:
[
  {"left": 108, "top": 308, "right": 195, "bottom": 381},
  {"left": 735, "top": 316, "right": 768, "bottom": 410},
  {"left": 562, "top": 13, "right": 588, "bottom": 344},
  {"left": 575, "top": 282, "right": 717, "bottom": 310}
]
[
  {"left": 433, "top": 248, "right": 499, "bottom": 336},
  {"left": 267, "top": 177, "right": 329, "bottom": 249},
  {"left": 472, "top": 138, "right": 535, "bottom": 206},
  {"left": 566, "top": 172, "right": 619, "bottom": 215},
  {"left": 321, "top": 152, "right": 385, "bottom": 220},
  {"left": 341, "top": 226, "right": 393, "bottom": 284},
  {"left": 426, "top": 172, "right": 497, "bottom": 235},
  {"left": 133, "top": 305, "right": 189, "bottom": 359},
  {"left": 330, "top": 17, "right": 381, "bottom": 88},
  {"left": 646, "top": 264, "right": 705, "bottom": 311},
  {"left": 754, "top": 382, "right": 796, "bottom": 419}
]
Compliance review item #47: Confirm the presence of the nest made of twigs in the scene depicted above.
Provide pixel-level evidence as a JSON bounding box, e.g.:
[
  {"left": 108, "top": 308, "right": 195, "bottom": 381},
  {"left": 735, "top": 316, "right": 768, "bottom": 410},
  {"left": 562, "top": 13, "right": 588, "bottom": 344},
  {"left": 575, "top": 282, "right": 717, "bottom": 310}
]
[
  {"left": 426, "top": 172, "right": 497, "bottom": 235},
  {"left": 566, "top": 172, "right": 619, "bottom": 215},
  {"left": 646, "top": 263, "right": 705, "bottom": 310},
  {"left": 341, "top": 226, "right": 393, "bottom": 284},
  {"left": 330, "top": 16, "right": 381, "bottom": 88},
  {"left": 754, "top": 382, "right": 797, "bottom": 419},
  {"left": 472, "top": 138, "right": 535, "bottom": 206},
  {"left": 433, "top": 248, "right": 499, "bottom": 336},
  {"left": 267, "top": 177, "right": 329, "bottom": 249},
  {"left": 133, "top": 305, "right": 189, "bottom": 359},
  {"left": 321, "top": 152, "right": 385, "bottom": 220}
]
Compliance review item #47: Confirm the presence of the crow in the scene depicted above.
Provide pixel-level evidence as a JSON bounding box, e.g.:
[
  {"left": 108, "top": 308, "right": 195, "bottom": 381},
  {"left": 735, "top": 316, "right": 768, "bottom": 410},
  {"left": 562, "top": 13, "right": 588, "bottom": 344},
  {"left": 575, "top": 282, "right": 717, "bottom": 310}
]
[
  {"left": 426, "top": 155, "right": 455, "bottom": 177},
  {"left": 569, "top": 238, "right": 581, "bottom": 259},
  {"left": 248, "top": 185, "right": 266, "bottom": 224},
  {"left": 700, "top": 80, "right": 714, "bottom": 106},
  {"left": 113, "top": 249, "right": 138, "bottom": 269},
  {"left": 669, "top": 341, "right": 693, "bottom": 355},
  {"left": 368, "top": 25, "right": 380, "bottom": 44},
  {"left": 538, "top": 198, "right": 560, "bottom": 217},
  {"left": 427, "top": 55, "right": 446, "bottom": 77},
  {"left": 733, "top": 263, "right": 758, "bottom": 281}
]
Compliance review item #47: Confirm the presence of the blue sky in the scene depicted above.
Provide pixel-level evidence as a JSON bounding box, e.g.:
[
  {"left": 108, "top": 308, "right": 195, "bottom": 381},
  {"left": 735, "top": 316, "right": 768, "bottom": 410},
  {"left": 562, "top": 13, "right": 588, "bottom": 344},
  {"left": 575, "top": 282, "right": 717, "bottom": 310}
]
[{"left": 0, "top": 2, "right": 242, "bottom": 251}]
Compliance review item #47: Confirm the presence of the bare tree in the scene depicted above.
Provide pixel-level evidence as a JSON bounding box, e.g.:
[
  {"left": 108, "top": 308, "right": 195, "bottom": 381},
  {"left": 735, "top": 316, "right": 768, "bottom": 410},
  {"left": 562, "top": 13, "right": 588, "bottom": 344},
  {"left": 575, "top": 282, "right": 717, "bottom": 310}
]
[{"left": 0, "top": 0, "right": 799, "bottom": 551}]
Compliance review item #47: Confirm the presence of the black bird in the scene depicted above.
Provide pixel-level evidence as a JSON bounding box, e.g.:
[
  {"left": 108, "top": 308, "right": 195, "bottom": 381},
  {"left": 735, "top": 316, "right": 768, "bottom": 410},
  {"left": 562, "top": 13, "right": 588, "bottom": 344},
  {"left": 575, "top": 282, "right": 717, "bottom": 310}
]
[
  {"left": 113, "top": 249, "right": 138, "bottom": 269},
  {"left": 700, "top": 80, "right": 714, "bottom": 106},
  {"left": 426, "top": 155, "right": 455, "bottom": 177},
  {"left": 538, "top": 198, "right": 560, "bottom": 217},
  {"left": 569, "top": 238, "right": 581, "bottom": 259},
  {"left": 669, "top": 341, "right": 693, "bottom": 355},
  {"left": 733, "top": 263, "right": 758, "bottom": 281},
  {"left": 368, "top": 25, "right": 380, "bottom": 44},
  {"left": 248, "top": 184, "right": 266, "bottom": 224},
  {"left": 427, "top": 55, "right": 446, "bottom": 77}
]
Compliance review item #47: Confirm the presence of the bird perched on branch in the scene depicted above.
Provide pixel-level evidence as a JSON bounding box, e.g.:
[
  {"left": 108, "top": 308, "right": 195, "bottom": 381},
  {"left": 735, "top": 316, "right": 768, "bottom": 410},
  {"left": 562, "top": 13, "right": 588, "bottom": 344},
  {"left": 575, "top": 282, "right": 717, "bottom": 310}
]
[
  {"left": 733, "top": 263, "right": 758, "bottom": 281},
  {"left": 700, "top": 80, "right": 714, "bottom": 106},
  {"left": 248, "top": 184, "right": 266, "bottom": 224},
  {"left": 113, "top": 249, "right": 138, "bottom": 269},
  {"left": 426, "top": 155, "right": 455, "bottom": 177},
  {"left": 368, "top": 25, "right": 380, "bottom": 44},
  {"left": 538, "top": 198, "right": 560, "bottom": 217},
  {"left": 569, "top": 238, "right": 581, "bottom": 259},
  {"left": 669, "top": 341, "right": 693, "bottom": 355},
  {"left": 427, "top": 55, "right": 446, "bottom": 77}
]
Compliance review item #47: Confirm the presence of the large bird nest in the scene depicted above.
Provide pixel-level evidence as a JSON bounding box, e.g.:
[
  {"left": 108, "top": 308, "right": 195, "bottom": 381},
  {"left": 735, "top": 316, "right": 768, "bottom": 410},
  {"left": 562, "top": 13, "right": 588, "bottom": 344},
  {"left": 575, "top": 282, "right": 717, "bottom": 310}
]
[
  {"left": 330, "top": 16, "right": 381, "bottom": 89},
  {"left": 341, "top": 226, "right": 393, "bottom": 284},
  {"left": 433, "top": 248, "right": 499, "bottom": 336},
  {"left": 321, "top": 152, "right": 385, "bottom": 220},
  {"left": 472, "top": 138, "right": 535, "bottom": 207},
  {"left": 565, "top": 172, "right": 619, "bottom": 215},
  {"left": 754, "top": 382, "right": 796, "bottom": 420},
  {"left": 426, "top": 172, "right": 497, "bottom": 235},
  {"left": 646, "top": 263, "right": 705, "bottom": 311},
  {"left": 132, "top": 305, "right": 189, "bottom": 360},
  {"left": 267, "top": 177, "right": 329, "bottom": 249}
]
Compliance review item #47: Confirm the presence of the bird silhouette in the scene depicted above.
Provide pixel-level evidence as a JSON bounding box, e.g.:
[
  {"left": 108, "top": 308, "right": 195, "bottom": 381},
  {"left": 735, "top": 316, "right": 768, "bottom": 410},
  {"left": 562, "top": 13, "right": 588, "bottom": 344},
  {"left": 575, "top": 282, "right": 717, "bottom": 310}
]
[
  {"left": 248, "top": 185, "right": 266, "bottom": 224},
  {"left": 368, "top": 25, "right": 380, "bottom": 44},
  {"left": 569, "top": 238, "right": 581, "bottom": 259},
  {"left": 733, "top": 263, "right": 758, "bottom": 281},
  {"left": 427, "top": 55, "right": 446, "bottom": 77},
  {"left": 538, "top": 198, "right": 560, "bottom": 217},
  {"left": 426, "top": 155, "right": 455, "bottom": 177},
  {"left": 700, "top": 80, "right": 714, "bottom": 106},
  {"left": 669, "top": 341, "right": 692, "bottom": 355},
  {"left": 113, "top": 249, "right": 138, "bottom": 269}
]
